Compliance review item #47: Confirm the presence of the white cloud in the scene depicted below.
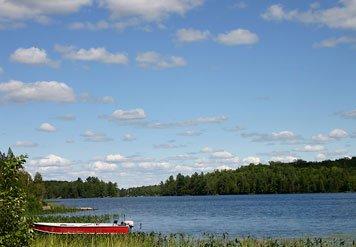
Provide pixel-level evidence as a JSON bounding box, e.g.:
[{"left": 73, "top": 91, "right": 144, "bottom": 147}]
[
  {"left": 216, "top": 28, "right": 259, "bottom": 46},
  {"left": 211, "top": 151, "right": 234, "bottom": 159},
  {"left": 175, "top": 28, "right": 210, "bottom": 43},
  {"left": 314, "top": 36, "right": 356, "bottom": 48},
  {"left": 38, "top": 123, "right": 56, "bottom": 132},
  {"left": 242, "top": 130, "right": 300, "bottom": 143},
  {"left": 262, "top": 1, "right": 356, "bottom": 30},
  {"left": 111, "top": 108, "right": 146, "bottom": 121},
  {"left": 296, "top": 145, "right": 325, "bottom": 152},
  {"left": 0, "top": 0, "right": 91, "bottom": 27},
  {"left": 313, "top": 128, "right": 349, "bottom": 142},
  {"left": 242, "top": 156, "right": 261, "bottom": 165},
  {"left": 106, "top": 153, "right": 126, "bottom": 162},
  {"left": 91, "top": 161, "right": 117, "bottom": 171},
  {"left": 270, "top": 155, "right": 298, "bottom": 163},
  {"left": 136, "top": 51, "right": 186, "bottom": 69},
  {"left": 0, "top": 80, "right": 76, "bottom": 103},
  {"left": 30, "top": 154, "right": 71, "bottom": 168},
  {"left": 316, "top": 153, "right": 326, "bottom": 161},
  {"left": 14, "top": 141, "right": 38, "bottom": 148},
  {"left": 329, "top": 128, "right": 348, "bottom": 139},
  {"left": 122, "top": 133, "right": 136, "bottom": 141},
  {"left": 10, "top": 47, "right": 58, "bottom": 67},
  {"left": 98, "top": 0, "right": 203, "bottom": 22},
  {"left": 81, "top": 130, "right": 113, "bottom": 142},
  {"left": 54, "top": 45, "right": 128, "bottom": 64},
  {"left": 216, "top": 165, "right": 233, "bottom": 170}
]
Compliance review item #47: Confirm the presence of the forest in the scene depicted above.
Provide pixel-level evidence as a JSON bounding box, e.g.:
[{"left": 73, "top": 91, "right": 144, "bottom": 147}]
[
  {"left": 3, "top": 148, "right": 355, "bottom": 199},
  {"left": 119, "top": 157, "right": 356, "bottom": 197},
  {"left": 43, "top": 177, "right": 118, "bottom": 199}
]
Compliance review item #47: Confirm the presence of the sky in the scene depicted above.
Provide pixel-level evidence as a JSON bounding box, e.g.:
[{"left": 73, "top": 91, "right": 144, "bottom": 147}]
[{"left": 0, "top": 0, "right": 355, "bottom": 188}]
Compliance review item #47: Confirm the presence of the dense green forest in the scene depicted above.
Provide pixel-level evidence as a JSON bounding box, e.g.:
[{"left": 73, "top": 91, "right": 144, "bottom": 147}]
[
  {"left": 4, "top": 150, "right": 355, "bottom": 199},
  {"left": 44, "top": 177, "right": 118, "bottom": 199},
  {"left": 119, "top": 157, "right": 356, "bottom": 197}
]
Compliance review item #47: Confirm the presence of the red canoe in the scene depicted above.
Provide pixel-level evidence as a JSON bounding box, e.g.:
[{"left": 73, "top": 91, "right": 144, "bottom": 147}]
[{"left": 33, "top": 221, "right": 134, "bottom": 234}]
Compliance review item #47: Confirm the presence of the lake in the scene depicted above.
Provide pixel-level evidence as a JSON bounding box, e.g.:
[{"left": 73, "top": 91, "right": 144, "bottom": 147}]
[{"left": 53, "top": 193, "right": 356, "bottom": 238}]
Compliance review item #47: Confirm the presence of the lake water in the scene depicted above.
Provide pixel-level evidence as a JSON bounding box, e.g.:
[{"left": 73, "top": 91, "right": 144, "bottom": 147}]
[{"left": 53, "top": 193, "right": 356, "bottom": 238}]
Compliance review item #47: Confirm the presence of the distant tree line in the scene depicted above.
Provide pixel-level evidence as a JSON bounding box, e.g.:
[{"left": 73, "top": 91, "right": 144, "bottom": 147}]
[
  {"left": 43, "top": 177, "right": 118, "bottom": 199},
  {"left": 119, "top": 157, "right": 356, "bottom": 197}
]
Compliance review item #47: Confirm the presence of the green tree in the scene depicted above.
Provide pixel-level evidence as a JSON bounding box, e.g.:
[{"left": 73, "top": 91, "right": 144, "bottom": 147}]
[{"left": 0, "top": 149, "right": 33, "bottom": 247}]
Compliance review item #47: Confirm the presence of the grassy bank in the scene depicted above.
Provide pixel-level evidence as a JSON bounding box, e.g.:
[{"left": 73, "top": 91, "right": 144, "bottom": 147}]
[{"left": 31, "top": 234, "right": 355, "bottom": 247}]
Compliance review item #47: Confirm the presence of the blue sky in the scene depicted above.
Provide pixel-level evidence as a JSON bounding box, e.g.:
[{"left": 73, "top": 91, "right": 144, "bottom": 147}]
[{"left": 0, "top": 0, "right": 355, "bottom": 187}]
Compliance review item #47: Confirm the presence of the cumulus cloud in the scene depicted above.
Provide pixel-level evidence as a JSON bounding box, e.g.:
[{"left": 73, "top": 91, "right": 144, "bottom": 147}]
[
  {"left": 29, "top": 154, "right": 71, "bottom": 168},
  {"left": 211, "top": 151, "right": 234, "bottom": 159},
  {"left": 91, "top": 161, "right": 117, "bottom": 171},
  {"left": 54, "top": 45, "right": 128, "bottom": 64},
  {"left": 295, "top": 144, "right": 325, "bottom": 152},
  {"left": 14, "top": 141, "right": 38, "bottom": 148},
  {"left": 0, "top": 80, "right": 76, "bottom": 103},
  {"left": 0, "top": 0, "right": 92, "bottom": 27},
  {"left": 81, "top": 130, "right": 113, "bottom": 142},
  {"left": 316, "top": 153, "right": 326, "bottom": 161},
  {"left": 312, "top": 128, "right": 349, "bottom": 142},
  {"left": 242, "top": 156, "right": 261, "bottom": 165},
  {"left": 37, "top": 123, "right": 56, "bottom": 132},
  {"left": 175, "top": 28, "right": 210, "bottom": 43},
  {"left": 10, "top": 47, "right": 58, "bottom": 67},
  {"left": 241, "top": 130, "right": 300, "bottom": 143},
  {"left": 122, "top": 133, "right": 136, "bottom": 141},
  {"left": 329, "top": 128, "right": 348, "bottom": 139},
  {"left": 270, "top": 155, "right": 298, "bottom": 163},
  {"left": 216, "top": 29, "right": 259, "bottom": 46},
  {"left": 110, "top": 108, "right": 146, "bottom": 121},
  {"left": 261, "top": 1, "right": 356, "bottom": 30},
  {"left": 136, "top": 51, "right": 186, "bottom": 69},
  {"left": 98, "top": 0, "right": 203, "bottom": 22},
  {"left": 314, "top": 36, "right": 356, "bottom": 48}
]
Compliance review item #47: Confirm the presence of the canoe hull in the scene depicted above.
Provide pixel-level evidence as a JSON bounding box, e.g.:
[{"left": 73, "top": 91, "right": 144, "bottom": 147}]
[{"left": 33, "top": 223, "right": 130, "bottom": 234}]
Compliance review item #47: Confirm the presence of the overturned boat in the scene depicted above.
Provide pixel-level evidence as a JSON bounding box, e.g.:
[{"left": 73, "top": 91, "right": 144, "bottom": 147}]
[{"left": 33, "top": 221, "right": 134, "bottom": 234}]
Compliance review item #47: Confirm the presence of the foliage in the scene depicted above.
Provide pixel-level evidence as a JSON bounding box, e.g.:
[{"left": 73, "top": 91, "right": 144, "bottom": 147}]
[
  {"left": 31, "top": 233, "right": 355, "bottom": 247},
  {"left": 119, "top": 157, "right": 356, "bottom": 197},
  {"left": 43, "top": 177, "right": 118, "bottom": 199},
  {"left": 0, "top": 149, "right": 33, "bottom": 247}
]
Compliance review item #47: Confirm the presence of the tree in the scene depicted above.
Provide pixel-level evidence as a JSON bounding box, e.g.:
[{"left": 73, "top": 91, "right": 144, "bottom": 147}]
[{"left": 0, "top": 149, "right": 33, "bottom": 246}]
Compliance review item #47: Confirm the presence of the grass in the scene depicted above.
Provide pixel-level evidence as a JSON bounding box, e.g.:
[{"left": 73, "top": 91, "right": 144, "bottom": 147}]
[{"left": 31, "top": 234, "right": 356, "bottom": 247}]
